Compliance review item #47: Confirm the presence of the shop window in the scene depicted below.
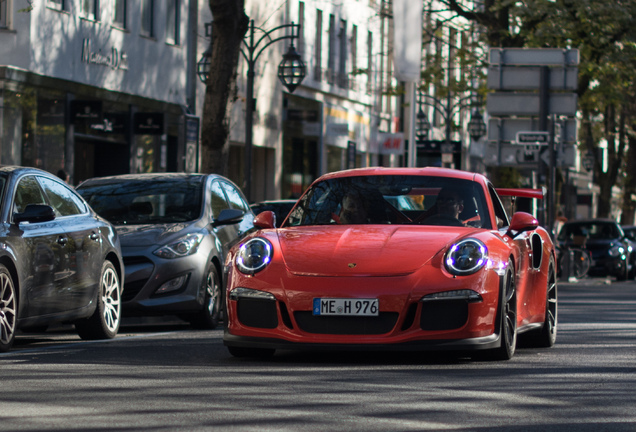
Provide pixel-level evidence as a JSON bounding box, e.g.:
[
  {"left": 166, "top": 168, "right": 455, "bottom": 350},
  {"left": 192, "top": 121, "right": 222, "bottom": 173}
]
[
  {"left": 297, "top": 2, "right": 304, "bottom": 56},
  {"left": 0, "top": 0, "right": 8, "bottom": 29},
  {"left": 141, "top": 0, "right": 154, "bottom": 37},
  {"left": 47, "top": 0, "right": 67, "bottom": 11},
  {"left": 80, "top": 0, "right": 99, "bottom": 21},
  {"left": 314, "top": 10, "right": 322, "bottom": 81},
  {"left": 113, "top": 0, "right": 126, "bottom": 29},
  {"left": 166, "top": 0, "right": 179, "bottom": 45}
]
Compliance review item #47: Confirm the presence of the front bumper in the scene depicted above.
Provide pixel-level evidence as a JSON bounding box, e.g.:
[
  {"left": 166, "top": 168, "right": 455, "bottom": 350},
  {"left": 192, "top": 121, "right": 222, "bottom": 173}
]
[{"left": 223, "top": 331, "right": 501, "bottom": 352}]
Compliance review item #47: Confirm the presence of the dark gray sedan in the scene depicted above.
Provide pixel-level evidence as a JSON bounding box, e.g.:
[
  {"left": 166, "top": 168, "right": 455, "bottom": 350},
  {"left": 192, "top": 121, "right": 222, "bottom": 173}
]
[
  {"left": 0, "top": 166, "right": 124, "bottom": 352},
  {"left": 76, "top": 173, "right": 254, "bottom": 329}
]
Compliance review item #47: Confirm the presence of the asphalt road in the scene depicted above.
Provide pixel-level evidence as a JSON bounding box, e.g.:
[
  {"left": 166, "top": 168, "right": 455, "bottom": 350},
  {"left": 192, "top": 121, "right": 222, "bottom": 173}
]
[{"left": 1, "top": 278, "right": 635, "bottom": 431}]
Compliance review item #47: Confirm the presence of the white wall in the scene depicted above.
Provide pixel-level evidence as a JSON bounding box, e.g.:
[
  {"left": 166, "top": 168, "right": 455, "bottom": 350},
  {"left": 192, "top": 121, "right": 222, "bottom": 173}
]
[{"left": 0, "top": 0, "right": 189, "bottom": 105}]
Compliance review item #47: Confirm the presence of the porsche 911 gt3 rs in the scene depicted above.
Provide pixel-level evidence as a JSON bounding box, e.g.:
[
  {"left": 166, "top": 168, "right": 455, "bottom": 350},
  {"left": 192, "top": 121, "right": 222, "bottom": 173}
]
[{"left": 223, "top": 167, "right": 558, "bottom": 361}]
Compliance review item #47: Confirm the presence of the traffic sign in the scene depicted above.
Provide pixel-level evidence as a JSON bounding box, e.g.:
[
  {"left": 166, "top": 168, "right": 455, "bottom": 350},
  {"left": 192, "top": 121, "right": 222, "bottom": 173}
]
[
  {"left": 516, "top": 131, "right": 549, "bottom": 145},
  {"left": 487, "top": 92, "right": 578, "bottom": 116},
  {"left": 488, "top": 66, "right": 578, "bottom": 91},
  {"left": 488, "top": 118, "right": 577, "bottom": 143},
  {"left": 489, "top": 48, "right": 579, "bottom": 66}
]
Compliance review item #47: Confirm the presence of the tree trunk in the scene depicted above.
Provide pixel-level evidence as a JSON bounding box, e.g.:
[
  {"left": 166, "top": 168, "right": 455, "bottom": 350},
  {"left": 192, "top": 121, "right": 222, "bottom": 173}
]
[{"left": 200, "top": 0, "right": 249, "bottom": 175}]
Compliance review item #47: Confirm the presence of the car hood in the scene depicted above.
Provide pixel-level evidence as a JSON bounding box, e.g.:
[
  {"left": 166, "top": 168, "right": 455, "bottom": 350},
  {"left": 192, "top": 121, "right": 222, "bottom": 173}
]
[
  {"left": 115, "top": 223, "right": 193, "bottom": 247},
  {"left": 276, "top": 225, "right": 477, "bottom": 276}
]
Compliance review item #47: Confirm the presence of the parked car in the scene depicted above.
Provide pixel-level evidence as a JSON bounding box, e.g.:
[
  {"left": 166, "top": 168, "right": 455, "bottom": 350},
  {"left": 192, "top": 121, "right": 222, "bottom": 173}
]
[
  {"left": 556, "top": 219, "right": 632, "bottom": 280},
  {"left": 76, "top": 173, "right": 254, "bottom": 329},
  {"left": 223, "top": 167, "right": 557, "bottom": 360},
  {"left": 621, "top": 225, "right": 636, "bottom": 278},
  {"left": 250, "top": 199, "right": 297, "bottom": 227},
  {"left": 0, "top": 166, "right": 124, "bottom": 352}
]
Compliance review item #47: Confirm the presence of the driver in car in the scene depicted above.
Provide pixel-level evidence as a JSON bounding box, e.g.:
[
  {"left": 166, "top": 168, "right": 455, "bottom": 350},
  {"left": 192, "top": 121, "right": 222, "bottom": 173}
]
[{"left": 423, "top": 187, "right": 465, "bottom": 226}]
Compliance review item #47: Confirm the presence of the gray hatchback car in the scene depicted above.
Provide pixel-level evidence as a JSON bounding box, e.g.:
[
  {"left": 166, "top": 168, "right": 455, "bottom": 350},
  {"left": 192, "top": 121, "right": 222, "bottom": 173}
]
[{"left": 76, "top": 173, "right": 254, "bottom": 329}]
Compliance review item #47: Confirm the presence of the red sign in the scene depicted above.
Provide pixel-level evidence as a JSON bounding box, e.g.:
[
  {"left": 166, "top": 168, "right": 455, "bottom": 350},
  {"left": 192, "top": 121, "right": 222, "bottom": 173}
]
[{"left": 378, "top": 133, "right": 405, "bottom": 155}]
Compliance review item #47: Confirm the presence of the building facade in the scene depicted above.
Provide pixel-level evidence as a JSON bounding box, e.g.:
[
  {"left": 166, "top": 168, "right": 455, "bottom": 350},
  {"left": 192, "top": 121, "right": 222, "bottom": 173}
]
[
  {"left": 0, "top": 0, "right": 196, "bottom": 185},
  {"left": 196, "top": 0, "right": 401, "bottom": 203}
]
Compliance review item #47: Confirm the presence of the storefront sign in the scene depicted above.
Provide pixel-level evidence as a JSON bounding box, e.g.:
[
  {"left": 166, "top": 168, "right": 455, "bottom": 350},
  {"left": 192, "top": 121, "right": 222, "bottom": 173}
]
[
  {"left": 347, "top": 141, "right": 357, "bottom": 169},
  {"left": 71, "top": 100, "right": 103, "bottom": 122},
  {"left": 378, "top": 133, "right": 404, "bottom": 155},
  {"left": 133, "top": 112, "right": 164, "bottom": 135},
  {"left": 417, "top": 140, "right": 460, "bottom": 153},
  {"left": 81, "top": 38, "right": 129, "bottom": 71},
  {"left": 90, "top": 113, "right": 127, "bottom": 133},
  {"left": 327, "top": 123, "right": 349, "bottom": 136},
  {"left": 184, "top": 116, "right": 200, "bottom": 173}
]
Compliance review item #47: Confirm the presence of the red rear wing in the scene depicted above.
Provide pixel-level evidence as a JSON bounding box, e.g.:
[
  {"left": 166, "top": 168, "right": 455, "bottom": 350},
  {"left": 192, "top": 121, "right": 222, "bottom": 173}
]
[{"left": 496, "top": 188, "right": 545, "bottom": 200}]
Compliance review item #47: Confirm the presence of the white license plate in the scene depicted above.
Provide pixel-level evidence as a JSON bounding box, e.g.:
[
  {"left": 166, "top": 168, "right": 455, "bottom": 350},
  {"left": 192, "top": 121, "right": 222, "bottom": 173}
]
[{"left": 313, "top": 298, "right": 379, "bottom": 316}]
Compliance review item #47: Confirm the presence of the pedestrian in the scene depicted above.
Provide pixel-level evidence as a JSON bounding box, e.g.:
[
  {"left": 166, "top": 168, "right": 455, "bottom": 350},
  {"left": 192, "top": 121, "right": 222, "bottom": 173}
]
[{"left": 57, "top": 169, "right": 70, "bottom": 184}]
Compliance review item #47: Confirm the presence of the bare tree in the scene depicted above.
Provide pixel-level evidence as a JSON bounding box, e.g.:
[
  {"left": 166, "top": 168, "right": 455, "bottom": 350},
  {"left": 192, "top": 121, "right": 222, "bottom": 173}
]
[{"left": 200, "top": 0, "right": 249, "bottom": 176}]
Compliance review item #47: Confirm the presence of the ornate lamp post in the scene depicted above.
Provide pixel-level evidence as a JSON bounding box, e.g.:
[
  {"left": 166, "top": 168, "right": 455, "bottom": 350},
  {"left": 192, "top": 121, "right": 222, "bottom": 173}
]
[
  {"left": 197, "top": 20, "right": 306, "bottom": 202},
  {"left": 416, "top": 90, "right": 486, "bottom": 167},
  {"left": 241, "top": 20, "right": 306, "bottom": 203}
]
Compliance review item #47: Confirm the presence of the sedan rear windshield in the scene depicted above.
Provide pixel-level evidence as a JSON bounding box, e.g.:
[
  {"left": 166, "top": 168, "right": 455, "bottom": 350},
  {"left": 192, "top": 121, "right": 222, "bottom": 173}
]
[{"left": 77, "top": 178, "right": 203, "bottom": 225}]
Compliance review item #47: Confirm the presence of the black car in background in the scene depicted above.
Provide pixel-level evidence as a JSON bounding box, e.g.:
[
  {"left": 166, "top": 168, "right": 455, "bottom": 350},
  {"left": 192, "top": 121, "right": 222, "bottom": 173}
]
[
  {"left": 556, "top": 219, "right": 632, "bottom": 280},
  {"left": 76, "top": 173, "right": 254, "bottom": 329},
  {"left": 250, "top": 199, "right": 297, "bottom": 227},
  {"left": 0, "top": 166, "right": 124, "bottom": 352},
  {"left": 621, "top": 225, "right": 636, "bottom": 278}
]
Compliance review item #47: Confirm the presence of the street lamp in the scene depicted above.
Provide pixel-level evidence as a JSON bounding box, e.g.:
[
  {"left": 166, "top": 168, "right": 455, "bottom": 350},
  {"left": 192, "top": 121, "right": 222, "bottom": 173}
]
[
  {"left": 241, "top": 19, "right": 306, "bottom": 203},
  {"left": 467, "top": 109, "right": 487, "bottom": 142},
  {"left": 196, "top": 20, "right": 305, "bottom": 202},
  {"left": 416, "top": 89, "right": 486, "bottom": 167},
  {"left": 278, "top": 44, "right": 306, "bottom": 92},
  {"left": 197, "top": 46, "right": 212, "bottom": 84}
]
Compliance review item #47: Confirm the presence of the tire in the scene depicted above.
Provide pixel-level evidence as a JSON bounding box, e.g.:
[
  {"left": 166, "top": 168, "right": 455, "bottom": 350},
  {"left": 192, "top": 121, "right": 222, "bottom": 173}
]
[
  {"left": 615, "top": 261, "right": 629, "bottom": 281},
  {"left": 227, "top": 346, "right": 276, "bottom": 358},
  {"left": 525, "top": 258, "right": 558, "bottom": 348},
  {"left": 75, "top": 261, "right": 121, "bottom": 340},
  {"left": 573, "top": 250, "right": 590, "bottom": 279},
  {"left": 189, "top": 263, "right": 222, "bottom": 330},
  {"left": 480, "top": 259, "right": 517, "bottom": 361},
  {"left": 0, "top": 264, "right": 17, "bottom": 353}
]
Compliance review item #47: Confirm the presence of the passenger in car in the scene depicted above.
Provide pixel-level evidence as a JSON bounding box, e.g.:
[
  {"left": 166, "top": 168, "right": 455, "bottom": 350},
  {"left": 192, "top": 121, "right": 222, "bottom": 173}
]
[{"left": 421, "top": 187, "right": 465, "bottom": 226}]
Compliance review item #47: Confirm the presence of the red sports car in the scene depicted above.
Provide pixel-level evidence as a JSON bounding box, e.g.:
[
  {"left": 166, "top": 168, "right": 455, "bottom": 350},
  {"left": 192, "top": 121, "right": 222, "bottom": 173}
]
[{"left": 223, "top": 167, "right": 557, "bottom": 360}]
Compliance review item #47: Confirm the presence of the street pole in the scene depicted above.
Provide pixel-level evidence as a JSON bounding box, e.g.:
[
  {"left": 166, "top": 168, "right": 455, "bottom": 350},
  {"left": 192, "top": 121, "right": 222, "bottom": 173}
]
[
  {"left": 240, "top": 20, "right": 303, "bottom": 203},
  {"left": 244, "top": 20, "right": 255, "bottom": 203},
  {"left": 407, "top": 82, "right": 417, "bottom": 167}
]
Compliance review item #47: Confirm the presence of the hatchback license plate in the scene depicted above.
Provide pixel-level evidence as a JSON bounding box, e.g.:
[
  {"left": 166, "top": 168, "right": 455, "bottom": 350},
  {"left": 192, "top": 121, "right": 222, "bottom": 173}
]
[{"left": 313, "top": 298, "right": 379, "bottom": 316}]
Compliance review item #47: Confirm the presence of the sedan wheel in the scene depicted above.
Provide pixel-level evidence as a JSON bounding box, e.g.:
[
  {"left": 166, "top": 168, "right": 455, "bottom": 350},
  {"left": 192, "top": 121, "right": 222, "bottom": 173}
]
[
  {"left": 0, "top": 265, "right": 17, "bottom": 353},
  {"left": 75, "top": 261, "right": 121, "bottom": 340},
  {"left": 189, "top": 263, "right": 222, "bottom": 330}
]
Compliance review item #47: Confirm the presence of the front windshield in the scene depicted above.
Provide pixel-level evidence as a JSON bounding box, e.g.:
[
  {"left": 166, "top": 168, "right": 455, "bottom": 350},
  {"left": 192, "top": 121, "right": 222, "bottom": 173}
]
[
  {"left": 285, "top": 175, "right": 490, "bottom": 229},
  {"left": 557, "top": 222, "right": 621, "bottom": 242},
  {"left": 77, "top": 177, "right": 203, "bottom": 225}
]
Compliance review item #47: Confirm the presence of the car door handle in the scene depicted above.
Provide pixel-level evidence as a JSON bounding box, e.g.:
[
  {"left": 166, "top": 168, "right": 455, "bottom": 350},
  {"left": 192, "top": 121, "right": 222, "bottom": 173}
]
[{"left": 57, "top": 236, "right": 68, "bottom": 246}]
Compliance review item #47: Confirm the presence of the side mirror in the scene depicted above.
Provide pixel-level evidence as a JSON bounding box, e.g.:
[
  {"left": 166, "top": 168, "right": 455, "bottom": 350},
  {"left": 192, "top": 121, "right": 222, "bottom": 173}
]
[
  {"left": 14, "top": 204, "right": 56, "bottom": 224},
  {"left": 254, "top": 210, "right": 276, "bottom": 229},
  {"left": 507, "top": 211, "right": 539, "bottom": 237},
  {"left": 213, "top": 208, "right": 244, "bottom": 227}
]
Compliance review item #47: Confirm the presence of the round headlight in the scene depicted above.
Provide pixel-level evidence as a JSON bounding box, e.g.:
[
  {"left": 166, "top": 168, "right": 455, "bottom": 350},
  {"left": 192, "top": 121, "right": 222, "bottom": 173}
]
[
  {"left": 445, "top": 238, "right": 488, "bottom": 276},
  {"left": 236, "top": 238, "right": 273, "bottom": 275}
]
